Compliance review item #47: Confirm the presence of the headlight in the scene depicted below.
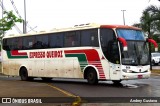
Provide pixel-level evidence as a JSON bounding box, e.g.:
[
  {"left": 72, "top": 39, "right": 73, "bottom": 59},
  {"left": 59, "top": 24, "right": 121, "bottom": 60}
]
[
  {"left": 122, "top": 69, "right": 127, "bottom": 72},
  {"left": 122, "top": 69, "right": 133, "bottom": 73},
  {"left": 128, "top": 70, "right": 133, "bottom": 73}
]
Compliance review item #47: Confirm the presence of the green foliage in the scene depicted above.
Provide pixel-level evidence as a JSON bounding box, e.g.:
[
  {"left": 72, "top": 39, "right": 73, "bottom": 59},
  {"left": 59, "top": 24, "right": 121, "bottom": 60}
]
[
  {"left": 145, "top": 5, "right": 160, "bottom": 33},
  {"left": 133, "top": 5, "right": 160, "bottom": 52},
  {"left": 133, "top": 5, "right": 160, "bottom": 36},
  {"left": 0, "top": 11, "right": 22, "bottom": 34},
  {"left": 152, "top": 35, "right": 160, "bottom": 42}
]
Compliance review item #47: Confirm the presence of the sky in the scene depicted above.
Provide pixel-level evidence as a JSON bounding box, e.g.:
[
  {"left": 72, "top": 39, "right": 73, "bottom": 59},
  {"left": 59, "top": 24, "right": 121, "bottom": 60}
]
[{"left": 0, "top": 0, "right": 160, "bottom": 35}]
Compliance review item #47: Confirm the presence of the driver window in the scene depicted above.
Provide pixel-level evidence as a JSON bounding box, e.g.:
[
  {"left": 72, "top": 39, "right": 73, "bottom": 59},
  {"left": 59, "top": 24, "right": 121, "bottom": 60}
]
[{"left": 100, "top": 28, "right": 120, "bottom": 64}]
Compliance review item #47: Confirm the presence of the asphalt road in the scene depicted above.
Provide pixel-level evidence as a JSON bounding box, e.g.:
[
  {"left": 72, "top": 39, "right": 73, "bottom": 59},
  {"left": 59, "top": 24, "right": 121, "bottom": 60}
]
[
  {"left": 0, "top": 74, "right": 160, "bottom": 106},
  {"left": 50, "top": 75, "right": 160, "bottom": 105},
  {"left": 50, "top": 75, "right": 160, "bottom": 97}
]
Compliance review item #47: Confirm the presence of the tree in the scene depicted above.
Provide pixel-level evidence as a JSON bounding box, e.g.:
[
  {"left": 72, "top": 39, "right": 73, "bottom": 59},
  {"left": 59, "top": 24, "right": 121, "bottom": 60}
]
[
  {"left": 0, "top": 11, "right": 22, "bottom": 37},
  {"left": 133, "top": 5, "right": 160, "bottom": 70},
  {"left": 140, "top": 10, "right": 153, "bottom": 35},
  {"left": 146, "top": 5, "right": 160, "bottom": 30},
  {"left": 133, "top": 5, "right": 160, "bottom": 36},
  {"left": 0, "top": 11, "right": 22, "bottom": 50}
]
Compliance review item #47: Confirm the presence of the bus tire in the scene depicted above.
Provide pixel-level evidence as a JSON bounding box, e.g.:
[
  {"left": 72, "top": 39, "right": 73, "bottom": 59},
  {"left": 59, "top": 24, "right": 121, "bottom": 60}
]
[
  {"left": 86, "top": 68, "right": 98, "bottom": 84},
  {"left": 20, "top": 67, "right": 29, "bottom": 81}
]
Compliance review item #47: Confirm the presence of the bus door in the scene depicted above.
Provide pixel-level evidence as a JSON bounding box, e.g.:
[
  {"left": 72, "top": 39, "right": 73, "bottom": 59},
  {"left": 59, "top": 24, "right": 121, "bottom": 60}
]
[
  {"left": 109, "top": 63, "right": 121, "bottom": 80},
  {"left": 107, "top": 41, "right": 121, "bottom": 80}
]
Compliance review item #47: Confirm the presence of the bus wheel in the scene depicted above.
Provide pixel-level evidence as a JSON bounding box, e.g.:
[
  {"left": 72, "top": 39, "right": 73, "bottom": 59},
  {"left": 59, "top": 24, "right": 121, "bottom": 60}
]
[
  {"left": 20, "top": 67, "right": 29, "bottom": 81},
  {"left": 86, "top": 68, "right": 98, "bottom": 84},
  {"left": 112, "top": 80, "right": 121, "bottom": 84},
  {"left": 41, "top": 77, "right": 52, "bottom": 81}
]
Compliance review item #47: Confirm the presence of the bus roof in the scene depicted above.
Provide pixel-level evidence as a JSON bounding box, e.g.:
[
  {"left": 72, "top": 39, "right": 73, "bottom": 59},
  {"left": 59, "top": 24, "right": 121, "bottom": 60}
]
[
  {"left": 100, "top": 25, "right": 141, "bottom": 30},
  {"left": 4, "top": 23, "right": 141, "bottom": 38}
]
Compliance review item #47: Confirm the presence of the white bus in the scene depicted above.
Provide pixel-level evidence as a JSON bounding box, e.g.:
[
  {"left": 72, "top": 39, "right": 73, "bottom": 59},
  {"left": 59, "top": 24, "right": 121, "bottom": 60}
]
[{"left": 1, "top": 23, "right": 158, "bottom": 84}]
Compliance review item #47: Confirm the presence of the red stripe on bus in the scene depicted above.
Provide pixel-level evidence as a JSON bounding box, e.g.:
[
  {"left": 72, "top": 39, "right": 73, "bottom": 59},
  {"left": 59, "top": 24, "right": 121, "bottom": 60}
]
[
  {"left": 11, "top": 50, "right": 27, "bottom": 56},
  {"left": 65, "top": 49, "right": 106, "bottom": 79},
  {"left": 65, "top": 49, "right": 100, "bottom": 62}
]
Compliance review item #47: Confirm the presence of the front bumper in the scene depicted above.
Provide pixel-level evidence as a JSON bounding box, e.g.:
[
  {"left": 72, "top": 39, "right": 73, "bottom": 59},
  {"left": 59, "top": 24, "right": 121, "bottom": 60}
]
[{"left": 121, "top": 71, "right": 151, "bottom": 80}]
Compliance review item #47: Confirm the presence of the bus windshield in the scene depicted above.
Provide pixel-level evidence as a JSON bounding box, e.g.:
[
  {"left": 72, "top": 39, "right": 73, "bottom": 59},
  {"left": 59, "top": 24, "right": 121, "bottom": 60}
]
[
  {"left": 116, "top": 29, "right": 149, "bottom": 65},
  {"left": 117, "top": 29, "right": 145, "bottom": 40},
  {"left": 121, "top": 41, "right": 149, "bottom": 65}
]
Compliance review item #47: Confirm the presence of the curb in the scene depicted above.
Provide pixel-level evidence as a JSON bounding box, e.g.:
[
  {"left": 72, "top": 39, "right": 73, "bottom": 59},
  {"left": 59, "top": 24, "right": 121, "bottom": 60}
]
[{"left": 151, "top": 73, "right": 160, "bottom": 76}]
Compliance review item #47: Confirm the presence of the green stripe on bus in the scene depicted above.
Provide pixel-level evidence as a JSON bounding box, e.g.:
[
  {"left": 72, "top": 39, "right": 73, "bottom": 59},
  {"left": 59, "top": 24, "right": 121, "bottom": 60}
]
[
  {"left": 65, "top": 54, "right": 88, "bottom": 70},
  {"left": 6, "top": 51, "right": 28, "bottom": 59}
]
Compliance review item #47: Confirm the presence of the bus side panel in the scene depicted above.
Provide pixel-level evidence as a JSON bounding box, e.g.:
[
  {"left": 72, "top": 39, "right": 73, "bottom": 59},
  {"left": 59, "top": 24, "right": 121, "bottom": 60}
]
[
  {"left": 108, "top": 63, "right": 121, "bottom": 80},
  {"left": 27, "top": 60, "right": 38, "bottom": 77},
  {"left": 10, "top": 60, "right": 19, "bottom": 76},
  {"left": 35, "top": 60, "right": 45, "bottom": 77},
  {"left": 2, "top": 49, "right": 20, "bottom": 76},
  {"left": 62, "top": 58, "right": 74, "bottom": 78},
  {"left": 97, "top": 50, "right": 110, "bottom": 80},
  {"left": 43, "top": 58, "right": 82, "bottom": 78},
  {"left": 3, "top": 60, "right": 20, "bottom": 76},
  {"left": 43, "top": 59, "right": 67, "bottom": 78},
  {"left": 100, "top": 59, "right": 110, "bottom": 80},
  {"left": 73, "top": 59, "right": 83, "bottom": 78},
  {"left": 44, "top": 60, "right": 59, "bottom": 78},
  {"left": 2, "top": 50, "right": 9, "bottom": 75},
  {"left": 62, "top": 58, "right": 83, "bottom": 78},
  {"left": 2, "top": 61, "right": 9, "bottom": 75}
]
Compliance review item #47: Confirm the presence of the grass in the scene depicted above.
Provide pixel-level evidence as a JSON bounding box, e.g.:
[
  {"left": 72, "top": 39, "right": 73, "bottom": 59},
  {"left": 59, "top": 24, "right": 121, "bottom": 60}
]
[{"left": 151, "top": 69, "right": 160, "bottom": 74}]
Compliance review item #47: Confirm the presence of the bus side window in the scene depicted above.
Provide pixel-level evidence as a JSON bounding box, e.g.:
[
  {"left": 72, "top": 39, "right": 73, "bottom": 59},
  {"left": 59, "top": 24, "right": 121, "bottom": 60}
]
[
  {"left": 12, "top": 38, "right": 20, "bottom": 50},
  {"left": 22, "top": 36, "right": 35, "bottom": 50},
  {"left": 7, "top": 39, "right": 13, "bottom": 50},
  {"left": 64, "top": 31, "right": 80, "bottom": 47},
  {"left": 49, "top": 33, "right": 64, "bottom": 48},
  {"left": 81, "top": 29, "right": 98, "bottom": 47},
  {"left": 100, "top": 28, "right": 120, "bottom": 64},
  {"left": 4, "top": 38, "right": 19, "bottom": 50},
  {"left": 2, "top": 39, "right": 9, "bottom": 50},
  {"left": 34, "top": 35, "right": 49, "bottom": 49},
  {"left": 107, "top": 40, "right": 120, "bottom": 63},
  {"left": 90, "top": 29, "right": 99, "bottom": 46},
  {"left": 18, "top": 37, "right": 23, "bottom": 50}
]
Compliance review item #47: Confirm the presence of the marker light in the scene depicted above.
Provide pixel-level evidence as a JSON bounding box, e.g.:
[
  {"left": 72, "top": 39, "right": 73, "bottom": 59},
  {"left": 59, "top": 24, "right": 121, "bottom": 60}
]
[
  {"left": 147, "top": 38, "right": 158, "bottom": 51},
  {"left": 117, "top": 37, "right": 128, "bottom": 51}
]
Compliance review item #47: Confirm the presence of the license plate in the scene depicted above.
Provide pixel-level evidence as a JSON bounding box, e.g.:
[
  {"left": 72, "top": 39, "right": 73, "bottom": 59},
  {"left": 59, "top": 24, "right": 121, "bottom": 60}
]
[{"left": 138, "top": 75, "right": 143, "bottom": 79}]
